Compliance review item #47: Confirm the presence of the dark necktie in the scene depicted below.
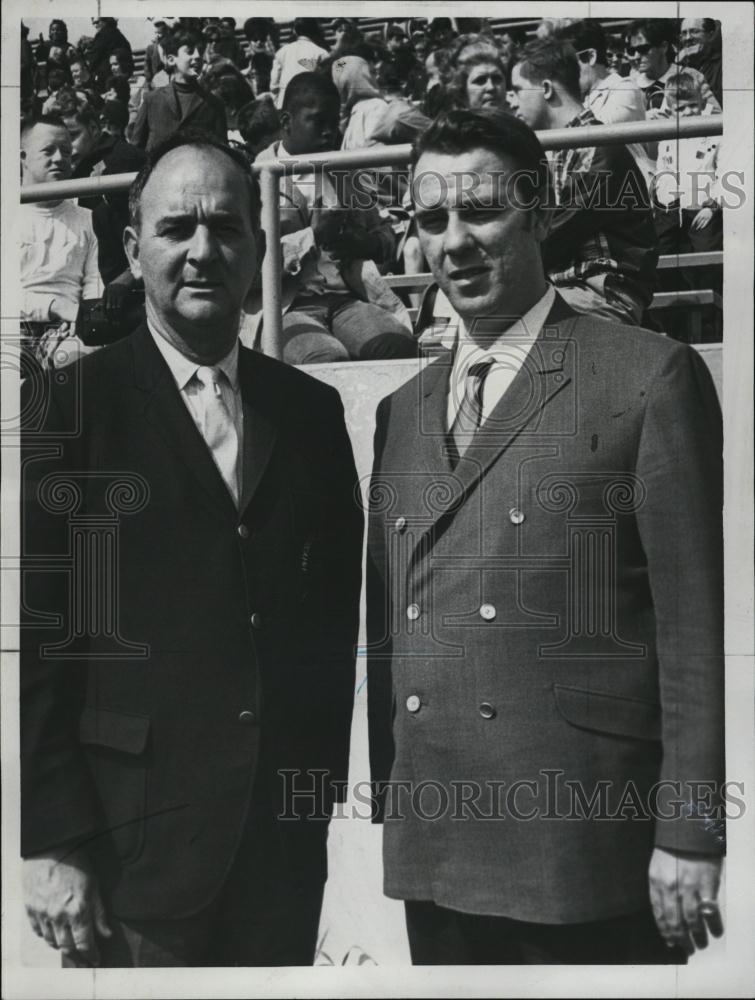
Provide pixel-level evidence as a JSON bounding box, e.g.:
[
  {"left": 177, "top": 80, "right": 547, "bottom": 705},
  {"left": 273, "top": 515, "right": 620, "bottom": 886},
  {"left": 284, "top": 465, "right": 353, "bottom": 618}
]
[{"left": 449, "top": 359, "right": 493, "bottom": 466}]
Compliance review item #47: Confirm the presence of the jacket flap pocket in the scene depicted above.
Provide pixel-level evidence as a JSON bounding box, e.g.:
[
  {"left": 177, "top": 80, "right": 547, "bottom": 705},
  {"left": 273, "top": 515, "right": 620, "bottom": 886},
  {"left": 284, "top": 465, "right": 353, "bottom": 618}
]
[
  {"left": 79, "top": 707, "right": 150, "bottom": 754},
  {"left": 553, "top": 684, "right": 661, "bottom": 742}
]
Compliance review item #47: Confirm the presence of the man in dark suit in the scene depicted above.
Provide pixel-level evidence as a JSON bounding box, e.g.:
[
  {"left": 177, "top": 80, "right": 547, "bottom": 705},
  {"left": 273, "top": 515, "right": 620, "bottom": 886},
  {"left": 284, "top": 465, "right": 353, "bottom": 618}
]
[
  {"left": 21, "top": 131, "right": 362, "bottom": 967},
  {"left": 367, "top": 109, "right": 725, "bottom": 964},
  {"left": 132, "top": 28, "right": 227, "bottom": 152}
]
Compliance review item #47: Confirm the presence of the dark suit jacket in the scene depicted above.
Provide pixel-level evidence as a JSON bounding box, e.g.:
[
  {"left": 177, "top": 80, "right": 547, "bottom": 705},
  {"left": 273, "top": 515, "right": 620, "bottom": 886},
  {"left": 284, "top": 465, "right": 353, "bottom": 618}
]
[
  {"left": 131, "top": 82, "right": 228, "bottom": 152},
  {"left": 367, "top": 296, "right": 724, "bottom": 924},
  {"left": 21, "top": 324, "right": 362, "bottom": 920}
]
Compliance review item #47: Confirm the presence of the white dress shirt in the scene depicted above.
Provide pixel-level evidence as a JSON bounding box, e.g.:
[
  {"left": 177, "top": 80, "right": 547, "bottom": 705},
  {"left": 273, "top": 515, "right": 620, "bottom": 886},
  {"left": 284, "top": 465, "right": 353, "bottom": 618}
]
[
  {"left": 149, "top": 326, "right": 244, "bottom": 498},
  {"left": 446, "top": 285, "right": 556, "bottom": 432}
]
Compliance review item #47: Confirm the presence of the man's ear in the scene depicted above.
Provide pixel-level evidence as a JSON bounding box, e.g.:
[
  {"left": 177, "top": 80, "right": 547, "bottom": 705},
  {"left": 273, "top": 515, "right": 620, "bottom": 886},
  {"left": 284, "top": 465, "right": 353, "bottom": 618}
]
[
  {"left": 542, "top": 79, "right": 554, "bottom": 101},
  {"left": 123, "top": 225, "right": 142, "bottom": 280},
  {"left": 278, "top": 109, "right": 290, "bottom": 133}
]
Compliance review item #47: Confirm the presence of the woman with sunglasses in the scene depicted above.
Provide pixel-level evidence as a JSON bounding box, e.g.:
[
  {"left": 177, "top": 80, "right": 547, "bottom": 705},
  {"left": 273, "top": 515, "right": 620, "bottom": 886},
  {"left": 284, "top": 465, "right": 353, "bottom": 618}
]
[{"left": 624, "top": 19, "right": 720, "bottom": 114}]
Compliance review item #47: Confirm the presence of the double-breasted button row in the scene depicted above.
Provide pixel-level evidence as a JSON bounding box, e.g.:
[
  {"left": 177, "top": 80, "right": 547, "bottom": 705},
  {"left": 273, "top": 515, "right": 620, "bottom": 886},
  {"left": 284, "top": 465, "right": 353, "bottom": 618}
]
[
  {"left": 249, "top": 612, "right": 263, "bottom": 629},
  {"left": 238, "top": 710, "right": 258, "bottom": 725},
  {"left": 237, "top": 524, "right": 250, "bottom": 539},
  {"left": 404, "top": 697, "right": 496, "bottom": 719}
]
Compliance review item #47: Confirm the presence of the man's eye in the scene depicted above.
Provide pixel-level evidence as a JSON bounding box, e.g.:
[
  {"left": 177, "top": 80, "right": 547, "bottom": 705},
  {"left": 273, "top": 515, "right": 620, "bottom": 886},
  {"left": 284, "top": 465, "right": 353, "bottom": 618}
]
[{"left": 417, "top": 214, "right": 446, "bottom": 233}]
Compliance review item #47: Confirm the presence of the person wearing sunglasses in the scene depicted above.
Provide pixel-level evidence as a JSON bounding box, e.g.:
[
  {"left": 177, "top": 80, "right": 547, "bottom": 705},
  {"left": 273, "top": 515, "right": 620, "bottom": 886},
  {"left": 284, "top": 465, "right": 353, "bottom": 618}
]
[{"left": 624, "top": 19, "right": 720, "bottom": 115}]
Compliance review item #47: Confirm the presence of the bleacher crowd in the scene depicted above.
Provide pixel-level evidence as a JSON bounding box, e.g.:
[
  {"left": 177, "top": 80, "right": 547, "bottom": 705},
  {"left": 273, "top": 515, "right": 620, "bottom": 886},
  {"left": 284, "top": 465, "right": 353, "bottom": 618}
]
[{"left": 19, "top": 15, "right": 724, "bottom": 369}]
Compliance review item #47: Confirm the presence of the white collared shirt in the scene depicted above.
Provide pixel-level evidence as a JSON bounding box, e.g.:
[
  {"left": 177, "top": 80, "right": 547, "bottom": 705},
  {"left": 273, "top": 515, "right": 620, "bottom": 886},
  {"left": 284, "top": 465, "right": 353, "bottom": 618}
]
[
  {"left": 446, "top": 286, "right": 556, "bottom": 432},
  {"left": 149, "top": 325, "right": 244, "bottom": 494}
]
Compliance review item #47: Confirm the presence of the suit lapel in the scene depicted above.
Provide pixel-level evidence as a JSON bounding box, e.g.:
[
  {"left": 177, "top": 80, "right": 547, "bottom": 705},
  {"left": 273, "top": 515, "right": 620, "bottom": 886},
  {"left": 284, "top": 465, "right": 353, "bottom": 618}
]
[
  {"left": 417, "top": 355, "right": 454, "bottom": 475},
  {"left": 131, "top": 325, "right": 239, "bottom": 518},
  {"left": 416, "top": 294, "right": 580, "bottom": 538},
  {"left": 237, "top": 347, "right": 279, "bottom": 514}
]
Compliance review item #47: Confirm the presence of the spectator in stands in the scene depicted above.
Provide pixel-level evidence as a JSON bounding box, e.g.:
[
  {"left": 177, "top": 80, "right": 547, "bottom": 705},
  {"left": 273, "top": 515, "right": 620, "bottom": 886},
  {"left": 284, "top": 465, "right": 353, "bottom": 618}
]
[
  {"left": 237, "top": 95, "right": 281, "bottom": 160},
  {"left": 254, "top": 73, "right": 415, "bottom": 365},
  {"left": 216, "top": 17, "right": 244, "bottom": 67},
  {"left": 270, "top": 17, "right": 329, "bottom": 109},
  {"left": 651, "top": 70, "right": 722, "bottom": 262},
  {"left": 40, "top": 71, "right": 71, "bottom": 114},
  {"left": 559, "top": 21, "right": 645, "bottom": 123},
  {"left": 557, "top": 20, "right": 653, "bottom": 182},
  {"left": 103, "top": 75, "right": 131, "bottom": 107},
  {"left": 61, "top": 106, "right": 102, "bottom": 171},
  {"left": 606, "top": 36, "right": 629, "bottom": 76},
  {"left": 20, "top": 116, "right": 101, "bottom": 369},
  {"left": 202, "top": 60, "right": 253, "bottom": 137},
  {"left": 423, "top": 50, "right": 447, "bottom": 116},
  {"left": 443, "top": 34, "right": 508, "bottom": 111},
  {"left": 678, "top": 18, "right": 722, "bottom": 106},
  {"left": 624, "top": 19, "right": 720, "bottom": 113},
  {"left": 69, "top": 58, "right": 100, "bottom": 108},
  {"left": 427, "top": 18, "right": 454, "bottom": 52},
  {"left": 132, "top": 28, "right": 227, "bottom": 152},
  {"left": 21, "top": 23, "right": 36, "bottom": 110},
  {"left": 108, "top": 47, "right": 134, "bottom": 81},
  {"left": 35, "top": 20, "right": 77, "bottom": 92},
  {"left": 144, "top": 18, "right": 168, "bottom": 89},
  {"left": 386, "top": 26, "right": 411, "bottom": 57},
  {"left": 331, "top": 18, "right": 363, "bottom": 58},
  {"left": 332, "top": 55, "right": 389, "bottom": 150},
  {"left": 88, "top": 17, "right": 133, "bottom": 93},
  {"left": 370, "top": 61, "right": 431, "bottom": 144},
  {"left": 242, "top": 18, "right": 278, "bottom": 95},
  {"left": 510, "top": 40, "right": 658, "bottom": 324},
  {"left": 499, "top": 25, "right": 527, "bottom": 71}
]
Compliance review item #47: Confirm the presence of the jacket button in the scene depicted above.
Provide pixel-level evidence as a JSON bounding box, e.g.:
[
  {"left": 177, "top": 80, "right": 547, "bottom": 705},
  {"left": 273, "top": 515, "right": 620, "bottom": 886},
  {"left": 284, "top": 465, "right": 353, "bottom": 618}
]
[
  {"left": 395, "top": 516, "right": 407, "bottom": 533},
  {"left": 509, "top": 507, "right": 525, "bottom": 525},
  {"left": 479, "top": 702, "right": 496, "bottom": 720},
  {"left": 238, "top": 710, "right": 257, "bottom": 725},
  {"left": 479, "top": 603, "right": 496, "bottom": 621},
  {"left": 237, "top": 524, "right": 250, "bottom": 539},
  {"left": 407, "top": 603, "right": 420, "bottom": 621},
  {"left": 406, "top": 695, "right": 421, "bottom": 713},
  {"left": 250, "top": 612, "right": 263, "bottom": 629}
]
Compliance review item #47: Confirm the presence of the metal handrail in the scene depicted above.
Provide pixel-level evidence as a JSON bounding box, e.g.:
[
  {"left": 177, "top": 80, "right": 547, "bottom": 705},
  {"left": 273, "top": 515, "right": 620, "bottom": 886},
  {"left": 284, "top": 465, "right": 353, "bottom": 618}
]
[{"left": 19, "top": 115, "right": 724, "bottom": 359}]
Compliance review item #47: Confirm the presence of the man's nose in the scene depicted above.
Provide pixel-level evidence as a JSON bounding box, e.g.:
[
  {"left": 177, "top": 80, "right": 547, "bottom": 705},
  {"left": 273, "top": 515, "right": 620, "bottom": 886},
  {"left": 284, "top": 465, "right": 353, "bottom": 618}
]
[
  {"left": 442, "top": 214, "right": 474, "bottom": 255},
  {"left": 187, "top": 225, "right": 217, "bottom": 263}
]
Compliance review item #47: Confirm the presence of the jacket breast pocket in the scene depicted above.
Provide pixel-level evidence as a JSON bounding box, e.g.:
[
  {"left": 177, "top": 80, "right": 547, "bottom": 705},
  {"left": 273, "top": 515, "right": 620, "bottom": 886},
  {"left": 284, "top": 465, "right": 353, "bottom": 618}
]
[
  {"left": 78, "top": 706, "right": 151, "bottom": 864},
  {"left": 553, "top": 683, "right": 661, "bottom": 742}
]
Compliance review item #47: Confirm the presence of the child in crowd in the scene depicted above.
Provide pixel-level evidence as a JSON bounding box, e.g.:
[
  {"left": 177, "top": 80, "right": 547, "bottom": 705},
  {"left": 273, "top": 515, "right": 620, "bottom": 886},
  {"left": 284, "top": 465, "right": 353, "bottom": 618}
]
[
  {"left": 131, "top": 27, "right": 227, "bottom": 151},
  {"left": 652, "top": 69, "right": 722, "bottom": 257}
]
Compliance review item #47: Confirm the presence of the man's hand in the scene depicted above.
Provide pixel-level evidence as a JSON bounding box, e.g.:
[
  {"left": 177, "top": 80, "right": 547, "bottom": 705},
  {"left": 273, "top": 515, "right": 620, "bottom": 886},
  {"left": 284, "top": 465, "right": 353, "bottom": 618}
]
[
  {"left": 103, "top": 269, "right": 139, "bottom": 319},
  {"left": 691, "top": 206, "right": 716, "bottom": 231},
  {"left": 648, "top": 847, "right": 723, "bottom": 954},
  {"left": 23, "top": 847, "right": 112, "bottom": 966}
]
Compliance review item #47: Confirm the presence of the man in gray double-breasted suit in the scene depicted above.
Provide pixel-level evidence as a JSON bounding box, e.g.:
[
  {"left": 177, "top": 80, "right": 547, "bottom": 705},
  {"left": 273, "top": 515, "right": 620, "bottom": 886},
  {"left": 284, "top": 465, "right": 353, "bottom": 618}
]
[{"left": 367, "top": 109, "right": 725, "bottom": 964}]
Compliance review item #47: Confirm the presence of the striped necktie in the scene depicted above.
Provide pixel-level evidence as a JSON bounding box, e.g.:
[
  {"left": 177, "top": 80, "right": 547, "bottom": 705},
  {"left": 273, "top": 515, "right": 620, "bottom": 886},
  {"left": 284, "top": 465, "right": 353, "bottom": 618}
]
[{"left": 449, "top": 359, "right": 493, "bottom": 466}]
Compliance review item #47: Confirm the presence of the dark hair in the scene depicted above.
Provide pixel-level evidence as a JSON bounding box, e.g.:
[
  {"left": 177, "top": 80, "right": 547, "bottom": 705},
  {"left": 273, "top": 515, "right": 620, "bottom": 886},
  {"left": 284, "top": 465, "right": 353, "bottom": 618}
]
[
  {"left": 49, "top": 19, "right": 69, "bottom": 42},
  {"left": 243, "top": 17, "right": 273, "bottom": 42},
  {"left": 376, "top": 60, "right": 403, "bottom": 93},
  {"left": 514, "top": 39, "right": 581, "bottom": 101},
  {"left": 237, "top": 96, "right": 280, "bottom": 148},
  {"left": 220, "top": 17, "right": 236, "bottom": 29},
  {"left": 625, "top": 19, "right": 675, "bottom": 54},
  {"left": 664, "top": 67, "right": 704, "bottom": 103},
  {"left": 282, "top": 71, "right": 339, "bottom": 113},
  {"left": 62, "top": 106, "right": 100, "bottom": 131},
  {"left": 46, "top": 85, "right": 81, "bottom": 115},
  {"left": 293, "top": 18, "right": 321, "bottom": 40},
  {"left": 500, "top": 26, "right": 528, "bottom": 49},
  {"left": 161, "top": 27, "right": 203, "bottom": 57},
  {"left": 104, "top": 75, "right": 131, "bottom": 104},
  {"left": 412, "top": 108, "right": 551, "bottom": 209},
  {"left": 128, "top": 129, "right": 260, "bottom": 232},
  {"left": 99, "top": 98, "right": 129, "bottom": 131},
  {"left": 46, "top": 68, "right": 68, "bottom": 92},
  {"left": 557, "top": 19, "right": 607, "bottom": 64},
  {"left": 110, "top": 47, "right": 134, "bottom": 75},
  {"left": 387, "top": 25, "right": 408, "bottom": 41}
]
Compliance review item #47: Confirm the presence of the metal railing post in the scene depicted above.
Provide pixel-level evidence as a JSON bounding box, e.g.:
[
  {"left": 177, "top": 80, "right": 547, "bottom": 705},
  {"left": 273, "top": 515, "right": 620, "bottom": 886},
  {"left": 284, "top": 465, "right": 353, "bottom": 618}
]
[{"left": 259, "top": 166, "right": 283, "bottom": 361}]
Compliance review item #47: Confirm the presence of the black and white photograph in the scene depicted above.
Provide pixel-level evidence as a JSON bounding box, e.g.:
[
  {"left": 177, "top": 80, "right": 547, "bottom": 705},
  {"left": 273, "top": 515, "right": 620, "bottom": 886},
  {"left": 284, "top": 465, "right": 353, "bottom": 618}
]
[{"left": 2, "top": 2, "right": 753, "bottom": 997}]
